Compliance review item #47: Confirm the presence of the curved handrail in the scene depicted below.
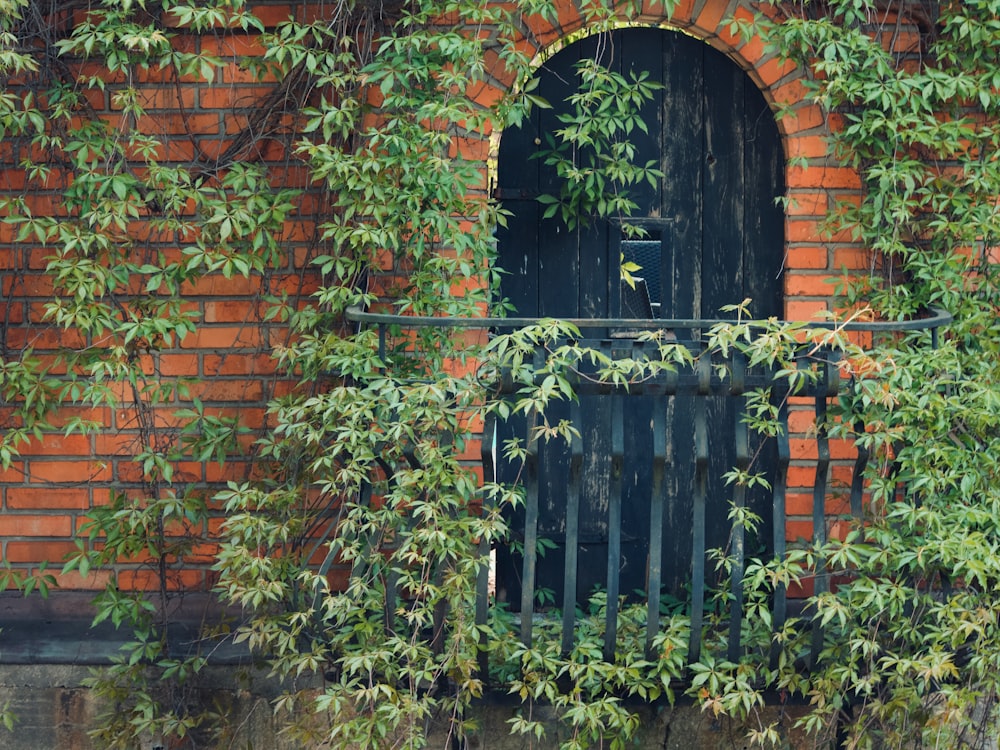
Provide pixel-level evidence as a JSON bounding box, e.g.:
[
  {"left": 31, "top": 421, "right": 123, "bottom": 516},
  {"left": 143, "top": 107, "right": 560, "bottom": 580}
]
[{"left": 345, "top": 304, "right": 953, "bottom": 333}]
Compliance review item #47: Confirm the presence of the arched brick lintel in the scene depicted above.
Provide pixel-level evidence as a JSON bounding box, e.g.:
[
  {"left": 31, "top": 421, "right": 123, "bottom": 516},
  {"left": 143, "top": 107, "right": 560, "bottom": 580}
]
[
  {"left": 468, "top": 0, "right": 865, "bottom": 320},
  {"left": 502, "top": 0, "right": 829, "bottom": 154}
]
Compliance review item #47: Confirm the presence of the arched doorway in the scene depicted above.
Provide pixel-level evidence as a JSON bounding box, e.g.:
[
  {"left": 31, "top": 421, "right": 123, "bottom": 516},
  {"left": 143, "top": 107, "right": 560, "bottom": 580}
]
[{"left": 494, "top": 26, "right": 786, "bottom": 609}]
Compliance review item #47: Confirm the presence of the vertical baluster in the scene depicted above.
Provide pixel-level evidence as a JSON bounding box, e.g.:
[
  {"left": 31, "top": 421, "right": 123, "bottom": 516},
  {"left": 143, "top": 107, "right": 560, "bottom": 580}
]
[
  {"left": 810, "top": 355, "right": 834, "bottom": 664},
  {"left": 314, "top": 475, "right": 373, "bottom": 620},
  {"left": 770, "top": 397, "right": 790, "bottom": 669},
  {"left": 562, "top": 400, "right": 583, "bottom": 655},
  {"left": 477, "top": 414, "right": 497, "bottom": 678},
  {"left": 646, "top": 397, "right": 667, "bottom": 657},
  {"left": 519, "top": 348, "right": 546, "bottom": 647},
  {"left": 689, "top": 353, "right": 711, "bottom": 664},
  {"left": 520, "top": 413, "right": 540, "bottom": 647},
  {"left": 849, "top": 415, "right": 869, "bottom": 520},
  {"left": 728, "top": 352, "right": 748, "bottom": 663},
  {"left": 431, "top": 431, "right": 454, "bottom": 656},
  {"left": 604, "top": 394, "right": 624, "bottom": 661},
  {"left": 346, "top": 475, "right": 392, "bottom": 633}
]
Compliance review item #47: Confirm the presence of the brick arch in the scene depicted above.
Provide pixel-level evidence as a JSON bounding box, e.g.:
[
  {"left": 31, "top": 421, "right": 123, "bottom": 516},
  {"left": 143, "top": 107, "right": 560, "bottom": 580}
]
[{"left": 471, "top": 1, "right": 865, "bottom": 320}]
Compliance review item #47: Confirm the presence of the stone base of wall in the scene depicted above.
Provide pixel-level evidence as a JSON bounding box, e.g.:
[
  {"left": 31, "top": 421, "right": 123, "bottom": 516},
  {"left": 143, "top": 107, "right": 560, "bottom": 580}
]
[
  {"left": 0, "top": 662, "right": 814, "bottom": 750},
  {"left": 458, "top": 702, "right": 813, "bottom": 750},
  {"left": 0, "top": 664, "right": 304, "bottom": 750},
  {"left": 0, "top": 593, "right": 820, "bottom": 749}
]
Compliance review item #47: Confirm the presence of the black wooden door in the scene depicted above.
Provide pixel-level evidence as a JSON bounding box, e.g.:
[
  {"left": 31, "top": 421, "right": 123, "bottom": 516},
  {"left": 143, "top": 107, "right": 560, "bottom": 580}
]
[{"left": 494, "top": 28, "right": 785, "bottom": 609}]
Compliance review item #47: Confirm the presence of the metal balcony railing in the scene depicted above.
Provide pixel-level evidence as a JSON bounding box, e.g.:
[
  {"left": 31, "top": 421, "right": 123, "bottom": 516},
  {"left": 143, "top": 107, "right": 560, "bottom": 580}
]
[{"left": 344, "top": 305, "right": 952, "bottom": 681}]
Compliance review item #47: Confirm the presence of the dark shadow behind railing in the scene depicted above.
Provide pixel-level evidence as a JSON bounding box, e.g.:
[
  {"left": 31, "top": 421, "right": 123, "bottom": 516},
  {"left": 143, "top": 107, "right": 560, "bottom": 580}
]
[{"left": 344, "top": 306, "right": 952, "bottom": 684}]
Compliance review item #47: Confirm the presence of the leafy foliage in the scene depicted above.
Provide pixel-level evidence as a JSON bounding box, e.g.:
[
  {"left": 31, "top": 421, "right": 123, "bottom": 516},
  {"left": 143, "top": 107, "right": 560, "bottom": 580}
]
[
  {"left": 535, "top": 58, "right": 663, "bottom": 232},
  {"left": 0, "top": 0, "right": 998, "bottom": 748},
  {"left": 728, "top": 1, "right": 1000, "bottom": 746}
]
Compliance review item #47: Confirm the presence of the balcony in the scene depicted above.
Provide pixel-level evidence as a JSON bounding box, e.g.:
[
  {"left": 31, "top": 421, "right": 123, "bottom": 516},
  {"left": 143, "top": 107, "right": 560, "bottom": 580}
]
[{"left": 343, "top": 305, "right": 952, "bottom": 685}]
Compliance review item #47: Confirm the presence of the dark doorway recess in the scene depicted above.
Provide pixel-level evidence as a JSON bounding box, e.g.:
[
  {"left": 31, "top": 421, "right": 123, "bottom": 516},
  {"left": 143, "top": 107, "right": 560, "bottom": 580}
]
[{"left": 494, "top": 27, "right": 786, "bottom": 611}]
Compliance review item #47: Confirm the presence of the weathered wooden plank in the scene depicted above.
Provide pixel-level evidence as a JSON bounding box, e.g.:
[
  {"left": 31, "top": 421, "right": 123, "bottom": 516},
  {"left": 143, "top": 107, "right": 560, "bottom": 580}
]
[
  {"left": 646, "top": 397, "right": 667, "bottom": 656},
  {"left": 849, "top": 416, "right": 869, "bottom": 519},
  {"left": 689, "top": 355, "right": 711, "bottom": 663},
  {"left": 661, "top": 32, "right": 704, "bottom": 326},
  {"left": 770, "top": 397, "right": 791, "bottom": 669},
  {"left": 811, "top": 378, "right": 831, "bottom": 664},
  {"left": 561, "top": 400, "right": 583, "bottom": 654},
  {"left": 604, "top": 394, "right": 625, "bottom": 661},
  {"left": 619, "top": 26, "right": 662, "bottom": 215},
  {"left": 520, "top": 414, "right": 540, "bottom": 646},
  {"left": 478, "top": 415, "right": 497, "bottom": 677},
  {"left": 742, "top": 67, "right": 786, "bottom": 318},
  {"left": 702, "top": 44, "right": 745, "bottom": 318},
  {"left": 493, "top": 24, "right": 785, "bottom": 625},
  {"left": 728, "top": 353, "right": 749, "bottom": 662}
]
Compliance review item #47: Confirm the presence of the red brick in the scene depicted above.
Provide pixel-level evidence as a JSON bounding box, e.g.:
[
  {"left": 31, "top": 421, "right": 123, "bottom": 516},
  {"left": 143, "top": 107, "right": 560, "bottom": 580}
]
[
  {"left": 778, "top": 103, "right": 826, "bottom": 135},
  {"left": 788, "top": 135, "right": 830, "bottom": 161},
  {"left": 785, "top": 492, "right": 814, "bottom": 516},
  {"left": 201, "top": 34, "right": 266, "bottom": 57},
  {"left": 4, "top": 541, "right": 77, "bottom": 563},
  {"left": 28, "top": 460, "right": 111, "bottom": 484},
  {"left": 787, "top": 219, "right": 854, "bottom": 243},
  {"left": 739, "top": 31, "right": 767, "bottom": 67},
  {"left": 786, "top": 578, "right": 814, "bottom": 599},
  {"left": 185, "top": 276, "right": 259, "bottom": 296},
  {"left": 205, "top": 461, "right": 253, "bottom": 483},
  {"left": 113, "top": 86, "right": 197, "bottom": 111},
  {"left": 53, "top": 569, "right": 112, "bottom": 591},
  {"left": 203, "top": 300, "right": 257, "bottom": 323},
  {"left": 199, "top": 86, "right": 273, "bottom": 111},
  {"left": 251, "top": 5, "right": 294, "bottom": 28},
  {"left": 785, "top": 299, "right": 829, "bottom": 321},
  {"left": 786, "top": 246, "right": 829, "bottom": 269},
  {"left": 137, "top": 112, "right": 220, "bottom": 136},
  {"left": 785, "top": 272, "right": 840, "bottom": 297},
  {"left": 0, "top": 514, "right": 72, "bottom": 537},
  {"left": 7, "top": 488, "right": 89, "bottom": 510},
  {"left": 717, "top": 6, "right": 755, "bottom": 49},
  {"left": 785, "top": 519, "right": 813, "bottom": 542},
  {"left": 15, "top": 434, "right": 92, "bottom": 457},
  {"left": 93, "top": 432, "right": 142, "bottom": 457},
  {"left": 48, "top": 407, "right": 111, "bottom": 431},
  {"left": 833, "top": 247, "right": 872, "bottom": 270},
  {"left": 203, "top": 353, "right": 277, "bottom": 376},
  {"left": 786, "top": 165, "right": 861, "bottom": 190},
  {"left": 115, "top": 460, "right": 203, "bottom": 484},
  {"left": 691, "top": 0, "right": 728, "bottom": 37},
  {"left": 158, "top": 353, "right": 201, "bottom": 376},
  {"left": 772, "top": 78, "right": 812, "bottom": 109},
  {"left": 666, "top": 0, "right": 697, "bottom": 23},
  {"left": 179, "top": 325, "right": 262, "bottom": 350},
  {"left": 187, "top": 379, "right": 263, "bottom": 402}
]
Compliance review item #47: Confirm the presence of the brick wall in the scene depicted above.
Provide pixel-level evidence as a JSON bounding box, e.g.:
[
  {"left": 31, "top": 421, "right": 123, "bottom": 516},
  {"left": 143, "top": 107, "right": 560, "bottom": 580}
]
[
  {"left": 0, "top": 1, "right": 326, "bottom": 591},
  {"left": 0, "top": 0, "right": 927, "bottom": 593}
]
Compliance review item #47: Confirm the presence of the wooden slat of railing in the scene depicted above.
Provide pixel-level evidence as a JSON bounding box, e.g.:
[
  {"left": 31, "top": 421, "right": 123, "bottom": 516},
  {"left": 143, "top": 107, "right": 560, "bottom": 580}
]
[
  {"left": 477, "top": 415, "right": 496, "bottom": 677},
  {"left": 604, "top": 394, "right": 625, "bottom": 661},
  {"left": 811, "top": 363, "right": 832, "bottom": 664},
  {"left": 561, "top": 400, "right": 583, "bottom": 654},
  {"left": 646, "top": 397, "right": 667, "bottom": 657},
  {"left": 728, "top": 353, "right": 749, "bottom": 662},
  {"left": 689, "top": 354, "right": 711, "bottom": 663},
  {"left": 770, "top": 397, "right": 790, "bottom": 669},
  {"left": 849, "top": 417, "right": 869, "bottom": 519},
  {"left": 520, "top": 413, "right": 540, "bottom": 646}
]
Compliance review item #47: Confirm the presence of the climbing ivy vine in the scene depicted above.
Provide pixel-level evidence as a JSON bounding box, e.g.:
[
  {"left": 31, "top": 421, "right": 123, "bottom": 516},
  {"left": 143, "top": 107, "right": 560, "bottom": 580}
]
[
  {"left": 0, "top": 0, "right": 998, "bottom": 748},
  {"left": 728, "top": 1, "right": 1000, "bottom": 747}
]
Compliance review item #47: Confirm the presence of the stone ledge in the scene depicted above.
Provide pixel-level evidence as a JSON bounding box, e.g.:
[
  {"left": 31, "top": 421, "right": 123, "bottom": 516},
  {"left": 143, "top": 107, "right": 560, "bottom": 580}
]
[{"left": 0, "top": 592, "right": 249, "bottom": 666}]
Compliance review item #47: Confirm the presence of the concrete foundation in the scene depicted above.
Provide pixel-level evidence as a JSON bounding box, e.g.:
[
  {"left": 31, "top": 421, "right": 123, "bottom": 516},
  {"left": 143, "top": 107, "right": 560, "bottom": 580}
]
[{"left": 0, "top": 667, "right": 813, "bottom": 750}]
